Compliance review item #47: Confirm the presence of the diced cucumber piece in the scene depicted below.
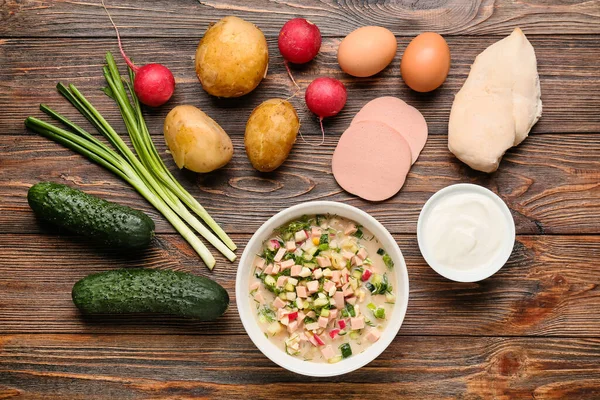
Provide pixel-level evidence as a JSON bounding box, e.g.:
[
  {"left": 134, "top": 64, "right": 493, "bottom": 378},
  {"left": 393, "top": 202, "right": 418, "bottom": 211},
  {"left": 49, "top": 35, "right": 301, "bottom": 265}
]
[
  {"left": 328, "top": 355, "right": 343, "bottom": 364},
  {"left": 285, "top": 283, "right": 295, "bottom": 292},
  {"left": 264, "top": 275, "right": 276, "bottom": 287},
  {"left": 320, "top": 308, "right": 330, "bottom": 317}
]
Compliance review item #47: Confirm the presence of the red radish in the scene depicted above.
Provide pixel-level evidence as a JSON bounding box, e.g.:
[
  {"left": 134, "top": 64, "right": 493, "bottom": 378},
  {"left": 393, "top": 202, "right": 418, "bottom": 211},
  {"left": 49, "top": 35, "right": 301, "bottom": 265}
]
[
  {"left": 304, "top": 77, "right": 347, "bottom": 146},
  {"left": 287, "top": 311, "right": 298, "bottom": 321},
  {"left": 269, "top": 239, "right": 281, "bottom": 250},
  {"left": 338, "top": 320, "right": 347, "bottom": 330},
  {"left": 314, "top": 334, "right": 325, "bottom": 346},
  {"left": 101, "top": 0, "right": 175, "bottom": 107},
  {"left": 278, "top": 18, "right": 322, "bottom": 88},
  {"left": 361, "top": 269, "right": 372, "bottom": 281},
  {"left": 329, "top": 329, "right": 341, "bottom": 339}
]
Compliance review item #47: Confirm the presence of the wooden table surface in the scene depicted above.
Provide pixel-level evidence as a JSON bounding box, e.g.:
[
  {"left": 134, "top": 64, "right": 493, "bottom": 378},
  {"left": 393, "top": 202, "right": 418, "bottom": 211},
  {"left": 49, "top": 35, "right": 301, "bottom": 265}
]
[{"left": 2, "top": 1, "right": 600, "bottom": 398}]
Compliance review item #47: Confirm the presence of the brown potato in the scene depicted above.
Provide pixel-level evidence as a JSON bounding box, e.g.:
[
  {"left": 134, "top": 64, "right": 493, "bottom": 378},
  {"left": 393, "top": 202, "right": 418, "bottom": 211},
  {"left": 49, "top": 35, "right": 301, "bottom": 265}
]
[
  {"left": 245, "top": 99, "right": 300, "bottom": 172},
  {"left": 163, "top": 105, "right": 233, "bottom": 173},
  {"left": 195, "top": 16, "right": 269, "bottom": 98}
]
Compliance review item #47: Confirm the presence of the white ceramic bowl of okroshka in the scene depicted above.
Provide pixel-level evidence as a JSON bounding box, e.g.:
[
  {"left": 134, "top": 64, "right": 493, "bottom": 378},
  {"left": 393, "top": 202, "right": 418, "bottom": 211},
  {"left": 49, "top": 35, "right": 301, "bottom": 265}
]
[{"left": 236, "top": 201, "right": 409, "bottom": 377}]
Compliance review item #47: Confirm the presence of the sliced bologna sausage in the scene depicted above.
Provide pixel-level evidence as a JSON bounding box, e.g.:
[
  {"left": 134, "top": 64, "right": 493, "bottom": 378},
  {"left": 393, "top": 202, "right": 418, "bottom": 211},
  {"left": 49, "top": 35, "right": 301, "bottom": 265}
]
[
  {"left": 351, "top": 96, "right": 428, "bottom": 164},
  {"left": 332, "top": 121, "right": 412, "bottom": 201}
]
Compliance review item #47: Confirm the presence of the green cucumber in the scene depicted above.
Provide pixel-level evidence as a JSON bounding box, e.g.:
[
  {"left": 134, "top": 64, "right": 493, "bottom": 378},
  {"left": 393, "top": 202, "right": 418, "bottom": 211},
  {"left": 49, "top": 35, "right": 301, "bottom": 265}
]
[
  {"left": 28, "top": 182, "right": 154, "bottom": 249},
  {"left": 72, "top": 269, "right": 229, "bottom": 320}
]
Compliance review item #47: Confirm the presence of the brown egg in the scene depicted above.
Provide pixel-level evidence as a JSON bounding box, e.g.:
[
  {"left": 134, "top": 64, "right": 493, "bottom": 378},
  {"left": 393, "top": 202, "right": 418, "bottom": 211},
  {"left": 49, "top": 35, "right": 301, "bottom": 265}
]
[
  {"left": 338, "top": 26, "right": 397, "bottom": 78},
  {"left": 401, "top": 32, "right": 451, "bottom": 92}
]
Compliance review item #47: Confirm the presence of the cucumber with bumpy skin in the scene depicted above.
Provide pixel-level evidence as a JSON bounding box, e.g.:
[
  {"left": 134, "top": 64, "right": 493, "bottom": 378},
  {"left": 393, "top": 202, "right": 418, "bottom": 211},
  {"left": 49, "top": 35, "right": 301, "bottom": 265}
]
[
  {"left": 28, "top": 182, "right": 155, "bottom": 249},
  {"left": 72, "top": 269, "right": 229, "bottom": 320}
]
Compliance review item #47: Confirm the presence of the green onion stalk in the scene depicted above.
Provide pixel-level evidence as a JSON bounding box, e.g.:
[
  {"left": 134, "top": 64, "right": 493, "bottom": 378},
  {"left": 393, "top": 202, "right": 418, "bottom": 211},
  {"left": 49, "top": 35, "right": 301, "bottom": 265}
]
[{"left": 25, "top": 52, "right": 236, "bottom": 269}]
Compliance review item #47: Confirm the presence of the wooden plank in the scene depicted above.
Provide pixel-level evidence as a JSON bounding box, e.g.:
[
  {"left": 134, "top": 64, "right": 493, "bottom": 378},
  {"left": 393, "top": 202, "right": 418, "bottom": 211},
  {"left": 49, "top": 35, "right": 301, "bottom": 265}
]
[
  {"left": 1, "top": 37, "right": 599, "bottom": 136},
  {"left": 1, "top": 133, "right": 599, "bottom": 235},
  {"left": 2, "top": 0, "right": 600, "bottom": 38},
  {"left": 0, "top": 233, "right": 599, "bottom": 336},
  {"left": 0, "top": 334, "right": 599, "bottom": 399}
]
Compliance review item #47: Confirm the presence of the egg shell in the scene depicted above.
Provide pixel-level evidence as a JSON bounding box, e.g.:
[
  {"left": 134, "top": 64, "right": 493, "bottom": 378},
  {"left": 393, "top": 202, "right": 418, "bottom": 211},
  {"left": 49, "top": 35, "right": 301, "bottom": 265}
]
[
  {"left": 338, "top": 26, "right": 397, "bottom": 78},
  {"left": 400, "top": 32, "right": 451, "bottom": 92}
]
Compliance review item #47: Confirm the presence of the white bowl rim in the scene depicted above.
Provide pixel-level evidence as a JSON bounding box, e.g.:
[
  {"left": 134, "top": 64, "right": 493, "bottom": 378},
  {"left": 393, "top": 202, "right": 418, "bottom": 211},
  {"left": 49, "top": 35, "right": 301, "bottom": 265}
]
[
  {"left": 236, "top": 201, "right": 409, "bottom": 377},
  {"left": 416, "top": 183, "right": 516, "bottom": 283}
]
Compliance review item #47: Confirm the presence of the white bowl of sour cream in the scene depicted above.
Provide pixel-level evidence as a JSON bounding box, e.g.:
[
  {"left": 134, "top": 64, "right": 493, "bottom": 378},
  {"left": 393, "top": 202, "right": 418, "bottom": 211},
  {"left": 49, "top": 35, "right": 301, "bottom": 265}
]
[{"left": 417, "top": 184, "right": 515, "bottom": 282}]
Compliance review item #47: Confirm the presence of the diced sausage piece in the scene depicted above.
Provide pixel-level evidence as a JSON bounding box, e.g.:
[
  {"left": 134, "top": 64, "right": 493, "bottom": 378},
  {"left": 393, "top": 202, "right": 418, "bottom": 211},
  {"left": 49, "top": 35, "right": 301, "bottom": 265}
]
[
  {"left": 254, "top": 292, "right": 265, "bottom": 304},
  {"left": 357, "top": 248, "right": 368, "bottom": 260},
  {"left": 299, "top": 267, "right": 312, "bottom": 278},
  {"left": 352, "top": 256, "right": 363, "bottom": 267},
  {"left": 306, "top": 311, "right": 316, "bottom": 319},
  {"left": 332, "top": 121, "right": 413, "bottom": 201},
  {"left": 344, "top": 224, "right": 357, "bottom": 235},
  {"left": 351, "top": 96, "right": 428, "bottom": 165},
  {"left": 264, "top": 264, "right": 274, "bottom": 275},
  {"left": 273, "top": 247, "right": 286, "bottom": 262},
  {"left": 365, "top": 329, "right": 381, "bottom": 343},
  {"left": 287, "top": 321, "right": 299, "bottom": 333},
  {"left": 273, "top": 297, "right": 287, "bottom": 309},
  {"left": 250, "top": 282, "right": 260, "bottom": 291},
  {"left": 280, "top": 316, "right": 290, "bottom": 326},
  {"left": 297, "top": 311, "right": 306, "bottom": 323},
  {"left": 280, "top": 259, "right": 295, "bottom": 270},
  {"left": 271, "top": 264, "right": 281, "bottom": 274},
  {"left": 306, "top": 280, "right": 320, "bottom": 293},
  {"left": 346, "top": 296, "right": 357, "bottom": 305},
  {"left": 334, "top": 291, "right": 345, "bottom": 309},
  {"left": 316, "top": 256, "right": 331, "bottom": 268},
  {"left": 294, "top": 230, "right": 308, "bottom": 242},
  {"left": 276, "top": 276, "right": 287, "bottom": 287},
  {"left": 296, "top": 286, "right": 308, "bottom": 298},
  {"left": 308, "top": 334, "right": 319, "bottom": 347},
  {"left": 286, "top": 241, "right": 297, "bottom": 252},
  {"left": 318, "top": 316, "right": 329, "bottom": 328},
  {"left": 321, "top": 345, "right": 336, "bottom": 360},
  {"left": 311, "top": 227, "right": 322, "bottom": 238},
  {"left": 341, "top": 250, "right": 355, "bottom": 260},
  {"left": 329, "top": 309, "right": 338, "bottom": 319},
  {"left": 291, "top": 265, "right": 303, "bottom": 277},
  {"left": 331, "top": 270, "right": 341, "bottom": 283},
  {"left": 255, "top": 258, "right": 266, "bottom": 270},
  {"left": 343, "top": 286, "right": 355, "bottom": 297},
  {"left": 323, "top": 280, "right": 336, "bottom": 292},
  {"left": 350, "top": 316, "right": 365, "bottom": 330},
  {"left": 277, "top": 308, "right": 288, "bottom": 320}
]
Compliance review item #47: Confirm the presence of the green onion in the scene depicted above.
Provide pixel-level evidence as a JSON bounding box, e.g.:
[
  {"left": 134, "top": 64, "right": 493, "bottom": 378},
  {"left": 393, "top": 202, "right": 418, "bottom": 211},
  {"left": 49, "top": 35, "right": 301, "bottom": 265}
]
[
  {"left": 339, "top": 343, "right": 352, "bottom": 358},
  {"left": 382, "top": 253, "right": 394, "bottom": 269},
  {"left": 25, "top": 52, "right": 237, "bottom": 269},
  {"left": 319, "top": 233, "right": 329, "bottom": 244},
  {"left": 377, "top": 248, "right": 385, "bottom": 256},
  {"left": 352, "top": 227, "right": 364, "bottom": 239},
  {"left": 345, "top": 303, "right": 356, "bottom": 317},
  {"left": 374, "top": 307, "right": 386, "bottom": 319}
]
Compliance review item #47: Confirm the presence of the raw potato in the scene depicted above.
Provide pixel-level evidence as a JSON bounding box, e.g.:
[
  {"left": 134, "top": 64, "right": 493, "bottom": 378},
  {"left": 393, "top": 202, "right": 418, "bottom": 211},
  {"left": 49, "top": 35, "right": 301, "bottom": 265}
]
[
  {"left": 196, "top": 16, "right": 269, "bottom": 98},
  {"left": 163, "top": 105, "right": 233, "bottom": 173},
  {"left": 245, "top": 99, "right": 300, "bottom": 172}
]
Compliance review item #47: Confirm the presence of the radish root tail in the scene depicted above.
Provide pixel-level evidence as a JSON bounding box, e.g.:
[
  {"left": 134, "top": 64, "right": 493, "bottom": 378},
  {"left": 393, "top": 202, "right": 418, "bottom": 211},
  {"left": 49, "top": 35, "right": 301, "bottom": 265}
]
[
  {"left": 283, "top": 60, "right": 300, "bottom": 90},
  {"left": 101, "top": 0, "right": 139, "bottom": 73},
  {"left": 299, "top": 116, "right": 325, "bottom": 147}
]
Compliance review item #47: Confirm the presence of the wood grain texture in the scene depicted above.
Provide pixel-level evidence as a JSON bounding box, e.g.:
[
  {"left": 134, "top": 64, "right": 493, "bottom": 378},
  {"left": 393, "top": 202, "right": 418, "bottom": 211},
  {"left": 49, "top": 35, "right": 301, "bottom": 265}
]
[
  {"left": 2, "top": 0, "right": 600, "bottom": 38},
  {"left": 2, "top": 134, "right": 599, "bottom": 235},
  {"left": 1, "top": 37, "right": 599, "bottom": 136},
  {"left": 0, "top": 233, "right": 599, "bottom": 336},
  {"left": 1, "top": 334, "right": 600, "bottom": 399}
]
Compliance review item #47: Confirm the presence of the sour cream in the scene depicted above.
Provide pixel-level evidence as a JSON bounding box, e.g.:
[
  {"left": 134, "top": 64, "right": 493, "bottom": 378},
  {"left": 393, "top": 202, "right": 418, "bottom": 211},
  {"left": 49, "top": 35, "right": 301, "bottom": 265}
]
[{"left": 417, "top": 184, "right": 515, "bottom": 282}]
